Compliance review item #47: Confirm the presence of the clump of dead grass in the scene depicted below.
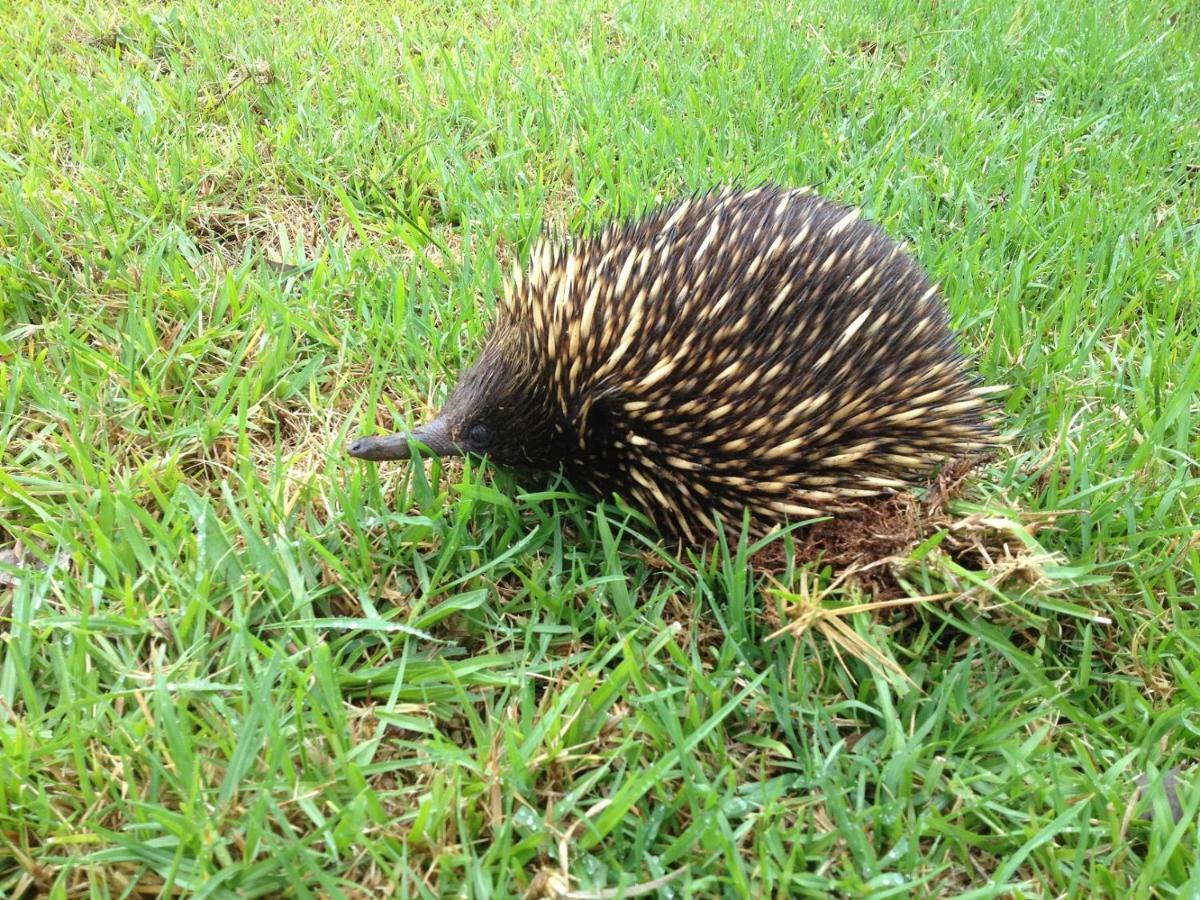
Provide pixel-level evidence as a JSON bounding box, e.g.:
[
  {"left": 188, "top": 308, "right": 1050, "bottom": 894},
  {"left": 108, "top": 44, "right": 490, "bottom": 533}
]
[
  {"left": 758, "top": 454, "right": 1095, "bottom": 677},
  {"left": 762, "top": 454, "right": 1071, "bottom": 602}
]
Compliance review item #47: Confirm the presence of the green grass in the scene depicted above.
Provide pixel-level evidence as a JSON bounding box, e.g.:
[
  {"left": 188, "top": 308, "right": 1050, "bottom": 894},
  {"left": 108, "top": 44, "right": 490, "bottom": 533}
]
[{"left": 2, "top": 0, "right": 1198, "bottom": 895}]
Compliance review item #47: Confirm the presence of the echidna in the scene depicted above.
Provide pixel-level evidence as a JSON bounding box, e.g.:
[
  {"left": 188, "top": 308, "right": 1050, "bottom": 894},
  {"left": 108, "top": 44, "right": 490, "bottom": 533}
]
[{"left": 349, "top": 186, "right": 994, "bottom": 541}]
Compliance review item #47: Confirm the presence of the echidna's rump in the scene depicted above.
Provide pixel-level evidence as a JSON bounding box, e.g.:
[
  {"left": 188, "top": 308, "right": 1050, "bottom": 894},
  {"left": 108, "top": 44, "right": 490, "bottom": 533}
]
[{"left": 349, "top": 186, "right": 995, "bottom": 541}]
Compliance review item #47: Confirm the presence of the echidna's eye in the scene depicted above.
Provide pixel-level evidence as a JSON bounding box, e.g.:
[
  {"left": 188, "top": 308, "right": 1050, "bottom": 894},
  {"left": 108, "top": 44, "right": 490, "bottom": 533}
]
[{"left": 468, "top": 422, "right": 491, "bottom": 447}]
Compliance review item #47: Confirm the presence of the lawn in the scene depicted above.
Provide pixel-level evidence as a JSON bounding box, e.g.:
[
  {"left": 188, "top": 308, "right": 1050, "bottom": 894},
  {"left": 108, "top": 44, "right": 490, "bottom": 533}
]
[{"left": 1, "top": 0, "right": 1198, "bottom": 896}]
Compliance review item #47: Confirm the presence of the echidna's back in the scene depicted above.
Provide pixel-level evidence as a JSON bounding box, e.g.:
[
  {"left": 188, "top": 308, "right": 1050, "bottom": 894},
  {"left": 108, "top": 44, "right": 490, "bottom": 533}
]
[{"left": 500, "top": 186, "right": 992, "bottom": 539}]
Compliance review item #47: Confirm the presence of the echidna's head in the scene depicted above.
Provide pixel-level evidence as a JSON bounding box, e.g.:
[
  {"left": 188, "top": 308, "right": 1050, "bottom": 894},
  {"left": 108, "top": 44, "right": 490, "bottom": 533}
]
[{"left": 347, "top": 338, "right": 561, "bottom": 470}]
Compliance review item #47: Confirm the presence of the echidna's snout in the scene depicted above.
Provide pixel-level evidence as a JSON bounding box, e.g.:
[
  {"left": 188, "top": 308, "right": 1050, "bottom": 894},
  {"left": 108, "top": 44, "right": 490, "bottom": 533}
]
[
  {"left": 346, "top": 433, "right": 412, "bottom": 460},
  {"left": 347, "top": 418, "right": 458, "bottom": 461}
]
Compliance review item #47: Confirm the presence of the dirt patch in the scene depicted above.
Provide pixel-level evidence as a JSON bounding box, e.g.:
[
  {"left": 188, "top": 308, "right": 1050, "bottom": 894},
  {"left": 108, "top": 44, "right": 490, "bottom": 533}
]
[
  {"left": 755, "top": 454, "right": 1051, "bottom": 600},
  {"left": 186, "top": 173, "right": 341, "bottom": 271}
]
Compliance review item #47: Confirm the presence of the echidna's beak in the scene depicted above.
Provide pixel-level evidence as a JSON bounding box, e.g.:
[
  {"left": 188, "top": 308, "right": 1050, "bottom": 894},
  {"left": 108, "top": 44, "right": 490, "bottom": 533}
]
[{"left": 347, "top": 417, "right": 458, "bottom": 461}]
